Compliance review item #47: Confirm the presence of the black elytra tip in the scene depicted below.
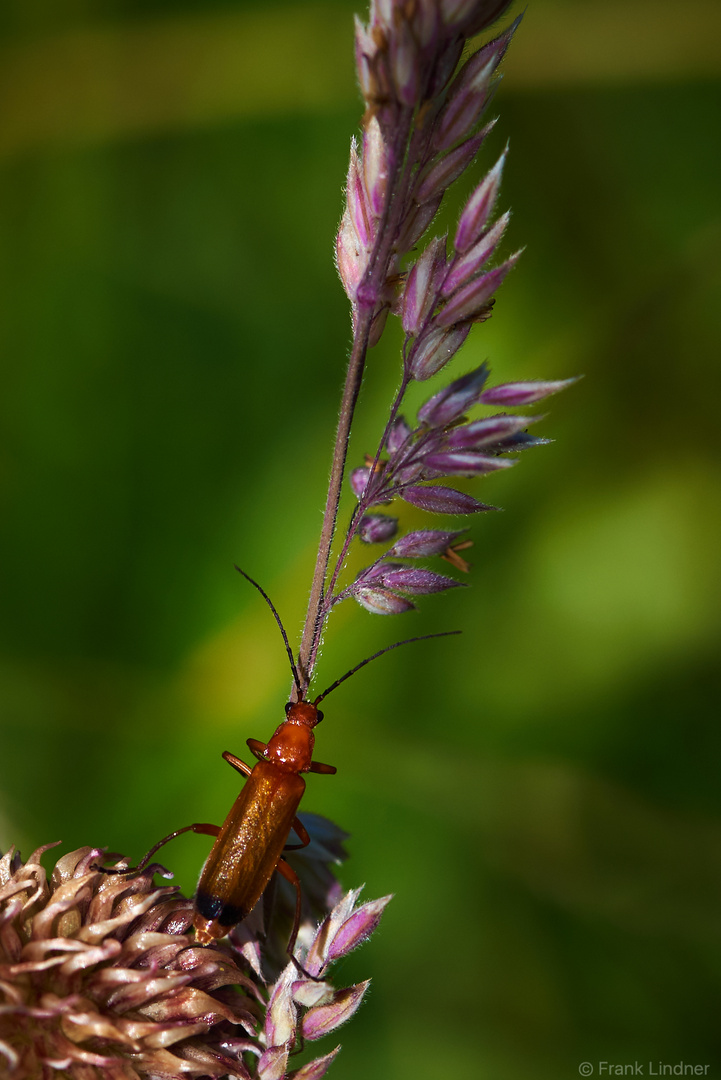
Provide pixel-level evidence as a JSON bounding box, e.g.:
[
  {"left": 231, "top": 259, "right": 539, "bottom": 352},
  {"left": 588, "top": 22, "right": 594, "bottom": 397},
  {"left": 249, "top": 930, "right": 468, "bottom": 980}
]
[{"left": 195, "top": 889, "right": 248, "bottom": 928}]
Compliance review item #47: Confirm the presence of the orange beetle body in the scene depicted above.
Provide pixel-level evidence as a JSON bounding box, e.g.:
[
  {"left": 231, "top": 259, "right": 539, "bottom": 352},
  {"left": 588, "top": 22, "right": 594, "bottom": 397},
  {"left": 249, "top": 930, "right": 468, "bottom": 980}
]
[
  {"left": 193, "top": 700, "right": 329, "bottom": 946},
  {"left": 194, "top": 760, "right": 306, "bottom": 943}
]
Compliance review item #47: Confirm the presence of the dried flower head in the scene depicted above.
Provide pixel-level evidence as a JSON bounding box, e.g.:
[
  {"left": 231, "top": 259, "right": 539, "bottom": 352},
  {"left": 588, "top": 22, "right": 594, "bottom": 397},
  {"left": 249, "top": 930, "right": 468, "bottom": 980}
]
[{"left": 0, "top": 839, "right": 389, "bottom": 1080}]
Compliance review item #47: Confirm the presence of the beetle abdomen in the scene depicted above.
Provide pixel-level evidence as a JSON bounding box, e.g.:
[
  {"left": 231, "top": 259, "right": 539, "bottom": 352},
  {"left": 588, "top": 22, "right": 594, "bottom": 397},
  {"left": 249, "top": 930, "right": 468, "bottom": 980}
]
[{"left": 193, "top": 760, "right": 305, "bottom": 944}]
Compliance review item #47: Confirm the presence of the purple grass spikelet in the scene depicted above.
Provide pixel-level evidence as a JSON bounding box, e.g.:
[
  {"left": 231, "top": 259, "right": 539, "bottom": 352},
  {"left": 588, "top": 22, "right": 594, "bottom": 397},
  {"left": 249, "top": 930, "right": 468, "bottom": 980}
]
[
  {"left": 453, "top": 145, "right": 508, "bottom": 252},
  {"left": 417, "top": 363, "right": 491, "bottom": 425},
  {"left": 358, "top": 513, "right": 399, "bottom": 543},
  {"left": 389, "top": 528, "right": 468, "bottom": 558},
  {"left": 385, "top": 414, "right": 412, "bottom": 453},
  {"left": 400, "top": 485, "right": 497, "bottom": 515},
  {"left": 362, "top": 116, "right": 389, "bottom": 217},
  {"left": 409, "top": 323, "right": 472, "bottom": 380},
  {"left": 306, "top": 0, "right": 578, "bottom": 666},
  {"left": 480, "top": 377, "right": 581, "bottom": 405},
  {"left": 402, "top": 235, "right": 447, "bottom": 335},
  {"left": 435, "top": 248, "right": 521, "bottom": 326},
  {"left": 442, "top": 209, "right": 510, "bottom": 295},
  {"left": 415, "top": 124, "right": 494, "bottom": 203}
]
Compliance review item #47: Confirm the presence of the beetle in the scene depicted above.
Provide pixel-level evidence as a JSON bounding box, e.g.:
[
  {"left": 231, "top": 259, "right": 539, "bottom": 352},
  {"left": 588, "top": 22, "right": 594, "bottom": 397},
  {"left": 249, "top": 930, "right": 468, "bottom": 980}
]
[{"left": 98, "top": 567, "right": 457, "bottom": 971}]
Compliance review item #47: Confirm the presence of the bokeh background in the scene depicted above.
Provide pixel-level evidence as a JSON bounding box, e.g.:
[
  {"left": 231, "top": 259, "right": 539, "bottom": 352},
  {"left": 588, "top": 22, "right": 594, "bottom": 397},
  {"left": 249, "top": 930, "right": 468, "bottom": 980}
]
[{"left": 1, "top": 1, "right": 720, "bottom": 1077}]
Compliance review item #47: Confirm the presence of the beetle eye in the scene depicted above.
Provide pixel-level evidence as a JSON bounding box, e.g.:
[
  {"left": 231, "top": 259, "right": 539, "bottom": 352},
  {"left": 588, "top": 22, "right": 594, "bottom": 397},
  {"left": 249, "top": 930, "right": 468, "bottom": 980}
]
[
  {"left": 316, "top": 710, "right": 324, "bottom": 723},
  {"left": 285, "top": 701, "right": 292, "bottom": 714}
]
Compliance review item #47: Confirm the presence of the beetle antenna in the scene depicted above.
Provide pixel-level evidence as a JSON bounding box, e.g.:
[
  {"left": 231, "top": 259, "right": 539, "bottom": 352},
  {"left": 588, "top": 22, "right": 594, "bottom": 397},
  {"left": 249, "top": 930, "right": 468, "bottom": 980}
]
[
  {"left": 313, "top": 630, "right": 461, "bottom": 705},
  {"left": 234, "top": 565, "right": 302, "bottom": 695}
]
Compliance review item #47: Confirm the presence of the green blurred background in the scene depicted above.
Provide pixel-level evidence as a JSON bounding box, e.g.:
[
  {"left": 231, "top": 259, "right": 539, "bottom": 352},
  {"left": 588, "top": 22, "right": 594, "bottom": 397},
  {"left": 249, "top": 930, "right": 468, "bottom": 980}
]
[{"left": 1, "top": 1, "right": 720, "bottom": 1076}]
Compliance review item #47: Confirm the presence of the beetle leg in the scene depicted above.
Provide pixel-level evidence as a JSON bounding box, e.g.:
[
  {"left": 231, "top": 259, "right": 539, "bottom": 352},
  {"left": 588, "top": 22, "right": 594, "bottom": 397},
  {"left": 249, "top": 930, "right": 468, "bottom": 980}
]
[
  {"left": 94, "top": 822, "right": 221, "bottom": 876},
  {"left": 222, "top": 750, "right": 252, "bottom": 777},
  {"left": 246, "top": 738, "right": 269, "bottom": 762},
  {"left": 308, "top": 760, "right": 337, "bottom": 774},
  {"left": 283, "top": 816, "right": 311, "bottom": 851},
  {"left": 276, "top": 857, "right": 324, "bottom": 982}
]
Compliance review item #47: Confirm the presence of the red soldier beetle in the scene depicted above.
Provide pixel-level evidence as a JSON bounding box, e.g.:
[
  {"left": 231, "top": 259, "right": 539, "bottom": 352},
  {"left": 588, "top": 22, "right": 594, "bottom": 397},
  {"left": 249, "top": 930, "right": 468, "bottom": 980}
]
[{"left": 97, "top": 566, "right": 458, "bottom": 975}]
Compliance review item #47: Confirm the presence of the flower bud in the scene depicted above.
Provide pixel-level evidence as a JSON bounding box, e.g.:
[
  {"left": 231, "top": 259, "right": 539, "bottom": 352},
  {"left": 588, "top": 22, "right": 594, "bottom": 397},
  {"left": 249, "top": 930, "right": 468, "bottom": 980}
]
[
  {"left": 423, "top": 450, "right": 516, "bottom": 475},
  {"left": 259, "top": 1045, "right": 289, "bottom": 1080},
  {"left": 453, "top": 14, "right": 521, "bottom": 91},
  {"left": 327, "top": 895, "right": 393, "bottom": 961},
  {"left": 415, "top": 126, "right": 493, "bottom": 205},
  {"left": 353, "top": 586, "right": 416, "bottom": 614},
  {"left": 401, "top": 484, "right": 497, "bottom": 514},
  {"left": 350, "top": 466, "right": 371, "bottom": 498},
  {"left": 354, "top": 16, "right": 376, "bottom": 99},
  {"left": 302, "top": 982, "right": 370, "bottom": 1041},
  {"left": 363, "top": 116, "right": 389, "bottom": 217},
  {"left": 454, "top": 146, "right": 507, "bottom": 252},
  {"left": 396, "top": 459, "right": 425, "bottom": 483},
  {"left": 335, "top": 208, "right": 366, "bottom": 301},
  {"left": 435, "top": 56, "right": 497, "bottom": 151},
  {"left": 396, "top": 195, "right": 442, "bottom": 254},
  {"left": 386, "top": 414, "right": 412, "bottom": 454},
  {"left": 390, "top": 14, "right": 421, "bottom": 106},
  {"left": 265, "top": 965, "right": 297, "bottom": 1047},
  {"left": 293, "top": 1047, "right": 342, "bottom": 1080},
  {"left": 357, "top": 559, "right": 404, "bottom": 584},
  {"left": 402, "top": 235, "right": 446, "bottom": 335},
  {"left": 418, "top": 362, "right": 490, "bottom": 426},
  {"left": 480, "top": 376, "right": 580, "bottom": 406},
  {"left": 347, "top": 138, "right": 373, "bottom": 250},
  {"left": 436, "top": 250, "right": 520, "bottom": 328},
  {"left": 410, "top": 323, "right": 471, "bottom": 381},
  {"left": 442, "top": 210, "right": 509, "bottom": 296},
  {"left": 377, "top": 566, "right": 465, "bottom": 595},
  {"left": 446, "top": 412, "right": 537, "bottom": 449},
  {"left": 499, "top": 432, "right": 552, "bottom": 452},
  {"left": 390, "top": 528, "right": 467, "bottom": 557},
  {"left": 359, "top": 513, "right": 399, "bottom": 543}
]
